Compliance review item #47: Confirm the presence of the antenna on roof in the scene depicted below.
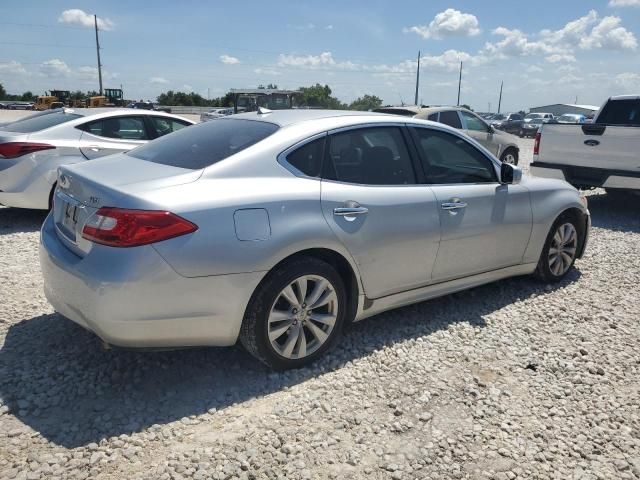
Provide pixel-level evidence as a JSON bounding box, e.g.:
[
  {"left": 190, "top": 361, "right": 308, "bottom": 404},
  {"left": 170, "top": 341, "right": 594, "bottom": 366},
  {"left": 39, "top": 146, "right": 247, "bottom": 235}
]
[{"left": 257, "top": 107, "right": 273, "bottom": 115}]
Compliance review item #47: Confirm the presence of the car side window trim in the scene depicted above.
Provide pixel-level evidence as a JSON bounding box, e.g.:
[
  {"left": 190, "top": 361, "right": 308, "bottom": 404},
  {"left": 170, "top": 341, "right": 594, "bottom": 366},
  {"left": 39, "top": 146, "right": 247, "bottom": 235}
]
[
  {"left": 277, "top": 132, "right": 327, "bottom": 179},
  {"left": 407, "top": 125, "right": 501, "bottom": 185}
]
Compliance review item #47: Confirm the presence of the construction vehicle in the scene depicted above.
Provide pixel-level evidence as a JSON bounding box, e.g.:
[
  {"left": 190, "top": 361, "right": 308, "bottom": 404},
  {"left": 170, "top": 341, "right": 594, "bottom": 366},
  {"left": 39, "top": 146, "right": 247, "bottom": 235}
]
[
  {"left": 88, "top": 88, "right": 125, "bottom": 108},
  {"left": 35, "top": 90, "right": 70, "bottom": 110},
  {"left": 229, "top": 89, "right": 301, "bottom": 113}
]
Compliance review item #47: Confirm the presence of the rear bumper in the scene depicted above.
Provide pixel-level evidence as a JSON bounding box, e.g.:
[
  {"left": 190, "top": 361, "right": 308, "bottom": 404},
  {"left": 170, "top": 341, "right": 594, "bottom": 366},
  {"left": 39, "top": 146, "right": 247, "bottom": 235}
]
[
  {"left": 531, "top": 162, "right": 640, "bottom": 190},
  {"left": 39, "top": 213, "right": 264, "bottom": 348}
]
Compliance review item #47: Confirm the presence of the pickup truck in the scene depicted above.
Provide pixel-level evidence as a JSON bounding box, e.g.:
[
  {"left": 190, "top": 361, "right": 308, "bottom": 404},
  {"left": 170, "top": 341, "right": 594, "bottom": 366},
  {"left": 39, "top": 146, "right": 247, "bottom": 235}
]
[{"left": 531, "top": 95, "right": 640, "bottom": 193}]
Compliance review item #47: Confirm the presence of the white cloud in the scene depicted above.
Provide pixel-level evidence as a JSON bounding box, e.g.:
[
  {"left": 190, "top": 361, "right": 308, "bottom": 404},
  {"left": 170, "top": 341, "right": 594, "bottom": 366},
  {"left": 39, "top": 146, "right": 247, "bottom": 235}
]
[
  {"left": 546, "top": 53, "right": 576, "bottom": 63},
  {"left": 0, "top": 60, "right": 27, "bottom": 75},
  {"left": 40, "top": 59, "right": 72, "bottom": 77},
  {"left": 579, "top": 15, "right": 638, "bottom": 50},
  {"left": 484, "top": 10, "right": 637, "bottom": 61},
  {"left": 404, "top": 9, "right": 481, "bottom": 39},
  {"left": 609, "top": 0, "right": 640, "bottom": 6},
  {"left": 254, "top": 68, "right": 282, "bottom": 76},
  {"left": 182, "top": 84, "right": 193, "bottom": 92},
  {"left": 526, "top": 65, "right": 544, "bottom": 73},
  {"left": 277, "top": 51, "right": 358, "bottom": 70},
  {"left": 150, "top": 77, "right": 169, "bottom": 84},
  {"left": 220, "top": 54, "right": 240, "bottom": 65},
  {"left": 615, "top": 72, "right": 640, "bottom": 89},
  {"left": 58, "top": 9, "right": 114, "bottom": 30},
  {"left": 325, "top": 25, "right": 334, "bottom": 30}
]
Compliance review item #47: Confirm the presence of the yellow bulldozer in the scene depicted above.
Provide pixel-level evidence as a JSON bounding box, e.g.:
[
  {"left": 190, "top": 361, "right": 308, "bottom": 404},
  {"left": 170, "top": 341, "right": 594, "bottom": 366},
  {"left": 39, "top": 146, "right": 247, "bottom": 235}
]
[
  {"left": 88, "top": 88, "right": 125, "bottom": 108},
  {"left": 34, "top": 90, "right": 70, "bottom": 110}
]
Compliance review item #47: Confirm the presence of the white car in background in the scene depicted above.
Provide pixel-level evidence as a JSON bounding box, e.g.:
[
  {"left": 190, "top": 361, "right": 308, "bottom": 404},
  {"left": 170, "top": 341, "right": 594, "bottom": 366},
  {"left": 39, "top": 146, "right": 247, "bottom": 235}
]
[
  {"left": 200, "top": 107, "right": 234, "bottom": 122},
  {"left": 0, "top": 108, "right": 194, "bottom": 209}
]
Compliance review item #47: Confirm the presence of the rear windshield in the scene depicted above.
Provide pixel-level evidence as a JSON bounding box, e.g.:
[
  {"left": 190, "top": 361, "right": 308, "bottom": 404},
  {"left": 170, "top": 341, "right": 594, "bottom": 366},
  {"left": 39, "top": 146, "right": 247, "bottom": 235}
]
[
  {"left": 127, "top": 118, "right": 279, "bottom": 169},
  {"left": 374, "top": 108, "right": 417, "bottom": 117},
  {"left": 596, "top": 99, "right": 640, "bottom": 125},
  {"left": 1, "top": 111, "right": 82, "bottom": 133}
]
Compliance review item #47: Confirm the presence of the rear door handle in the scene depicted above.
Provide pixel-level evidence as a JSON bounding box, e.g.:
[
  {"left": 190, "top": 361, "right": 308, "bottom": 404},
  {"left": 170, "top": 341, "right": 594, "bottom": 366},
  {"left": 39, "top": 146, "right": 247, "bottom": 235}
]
[{"left": 333, "top": 207, "right": 369, "bottom": 217}]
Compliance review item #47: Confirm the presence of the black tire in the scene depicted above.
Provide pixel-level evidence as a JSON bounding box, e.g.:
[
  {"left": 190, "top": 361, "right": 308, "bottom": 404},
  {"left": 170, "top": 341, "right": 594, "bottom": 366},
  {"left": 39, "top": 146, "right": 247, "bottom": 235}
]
[
  {"left": 239, "top": 257, "right": 348, "bottom": 370},
  {"left": 500, "top": 148, "right": 519, "bottom": 165},
  {"left": 534, "top": 214, "right": 580, "bottom": 283},
  {"left": 518, "top": 130, "right": 524, "bottom": 138}
]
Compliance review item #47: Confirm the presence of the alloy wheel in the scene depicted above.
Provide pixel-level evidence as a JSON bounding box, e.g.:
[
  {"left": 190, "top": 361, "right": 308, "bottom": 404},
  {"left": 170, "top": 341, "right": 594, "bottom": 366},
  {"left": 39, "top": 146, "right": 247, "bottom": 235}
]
[
  {"left": 267, "top": 275, "right": 338, "bottom": 359},
  {"left": 548, "top": 223, "right": 578, "bottom": 276},
  {"left": 502, "top": 152, "right": 517, "bottom": 164}
]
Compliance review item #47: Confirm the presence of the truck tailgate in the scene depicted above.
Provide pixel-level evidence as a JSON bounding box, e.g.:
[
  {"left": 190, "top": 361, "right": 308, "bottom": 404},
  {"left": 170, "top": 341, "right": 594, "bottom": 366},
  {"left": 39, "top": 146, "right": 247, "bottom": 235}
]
[{"left": 538, "top": 124, "right": 640, "bottom": 172}]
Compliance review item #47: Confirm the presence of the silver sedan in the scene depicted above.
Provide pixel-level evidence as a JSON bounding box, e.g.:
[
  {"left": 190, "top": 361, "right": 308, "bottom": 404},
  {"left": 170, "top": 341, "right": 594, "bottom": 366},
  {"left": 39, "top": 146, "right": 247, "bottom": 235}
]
[
  {"left": 39, "top": 110, "right": 590, "bottom": 369},
  {"left": 0, "top": 108, "right": 194, "bottom": 209}
]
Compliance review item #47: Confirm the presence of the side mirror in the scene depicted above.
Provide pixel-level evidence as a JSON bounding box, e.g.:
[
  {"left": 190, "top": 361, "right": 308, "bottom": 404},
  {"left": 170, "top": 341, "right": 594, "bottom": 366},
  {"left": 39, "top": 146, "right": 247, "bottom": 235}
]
[{"left": 501, "top": 163, "right": 522, "bottom": 184}]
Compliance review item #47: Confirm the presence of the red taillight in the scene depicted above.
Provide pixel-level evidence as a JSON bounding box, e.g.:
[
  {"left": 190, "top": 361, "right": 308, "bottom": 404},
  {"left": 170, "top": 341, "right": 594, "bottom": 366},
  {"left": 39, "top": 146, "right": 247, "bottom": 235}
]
[
  {"left": 0, "top": 142, "right": 55, "bottom": 159},
  {"left": 533, "top": 132, "right": 541, "bottom": 155},
  {"left": 82, "top": 207, "right": 198, "bottom": 248}
]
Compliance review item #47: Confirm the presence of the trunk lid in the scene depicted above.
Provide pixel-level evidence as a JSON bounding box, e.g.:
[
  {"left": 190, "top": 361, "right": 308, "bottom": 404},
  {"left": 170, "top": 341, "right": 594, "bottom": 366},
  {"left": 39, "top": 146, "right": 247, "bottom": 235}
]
[{"left": 53, "top": 153, "right": 203, "bottom": 257}]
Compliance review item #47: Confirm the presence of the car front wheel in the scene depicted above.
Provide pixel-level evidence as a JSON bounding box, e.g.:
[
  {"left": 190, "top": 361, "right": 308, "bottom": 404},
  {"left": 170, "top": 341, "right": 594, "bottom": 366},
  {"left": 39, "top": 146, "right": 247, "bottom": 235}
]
[
  {"left": 534, "top": 215, "right": 580, "bottom": 282},
  {"left": 500, "top": 148, "right": 519, "bottom": 165},
  {"left": 240, "top": 257, "right": 347, "bottom": 369}
]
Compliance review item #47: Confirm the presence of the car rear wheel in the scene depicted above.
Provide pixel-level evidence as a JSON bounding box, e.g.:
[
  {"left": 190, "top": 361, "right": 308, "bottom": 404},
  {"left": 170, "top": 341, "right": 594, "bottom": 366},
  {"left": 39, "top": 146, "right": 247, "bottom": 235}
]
[
  {"left": 500, "top": 148, "right": 519, "bottom": 165},
  {"left": 239, "top": 257, "right": 347, "bottom": 370},
  {"left": 534, "top": 215, "right": 580, "bottom": 282}
]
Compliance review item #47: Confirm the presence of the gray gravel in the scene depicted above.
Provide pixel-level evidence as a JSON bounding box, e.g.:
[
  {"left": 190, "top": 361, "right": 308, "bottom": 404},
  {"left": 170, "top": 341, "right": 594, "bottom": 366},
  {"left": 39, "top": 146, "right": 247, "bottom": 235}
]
[{"left": 1, "top": 137, "right": 639, "bottom": 480}]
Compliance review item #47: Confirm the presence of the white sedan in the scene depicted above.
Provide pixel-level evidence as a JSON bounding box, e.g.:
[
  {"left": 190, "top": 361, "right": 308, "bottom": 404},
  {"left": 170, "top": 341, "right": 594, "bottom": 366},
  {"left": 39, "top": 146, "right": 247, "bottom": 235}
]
[{"left": 0, "top": 108, "right": 194, "bottom": 209}]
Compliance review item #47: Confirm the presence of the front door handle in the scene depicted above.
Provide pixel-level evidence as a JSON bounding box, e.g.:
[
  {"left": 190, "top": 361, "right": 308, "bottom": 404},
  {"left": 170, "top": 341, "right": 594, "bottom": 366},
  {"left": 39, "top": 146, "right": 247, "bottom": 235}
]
[
  {"left": 333, "top": 207, "right": 369, "bottom": 217},
  {"left": 88, "top": 145, "right": 101, "bottom": 152},
  {"left": 441, "top": 200, "right": 468, "bottom": 211}
]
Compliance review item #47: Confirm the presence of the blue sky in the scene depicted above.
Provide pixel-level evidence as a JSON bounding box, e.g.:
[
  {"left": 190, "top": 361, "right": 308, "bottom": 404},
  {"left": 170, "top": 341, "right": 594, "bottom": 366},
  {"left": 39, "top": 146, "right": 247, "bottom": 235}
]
[{"left": 1, "top": 0, "right": 639, "bottom": 111}]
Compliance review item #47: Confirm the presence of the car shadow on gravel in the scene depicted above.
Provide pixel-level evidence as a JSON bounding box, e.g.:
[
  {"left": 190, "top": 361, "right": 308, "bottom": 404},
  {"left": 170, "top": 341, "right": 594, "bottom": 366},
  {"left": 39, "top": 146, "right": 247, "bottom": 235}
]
[
  {"left": 0, "top": 207, "right": 47, "bottom": 234},
  {"left": 0, "top": 270, "right": 581, "bottom": 448},
  {"left": 587, "top": 192, "right": 640, "bottom": 233}
]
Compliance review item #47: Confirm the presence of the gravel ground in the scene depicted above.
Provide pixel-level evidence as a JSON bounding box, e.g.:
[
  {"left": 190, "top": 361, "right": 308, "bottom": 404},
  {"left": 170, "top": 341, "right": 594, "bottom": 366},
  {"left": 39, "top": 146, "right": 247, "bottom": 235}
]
[{"left": 1, "top": 137, "right": 639, "bottom": 480}]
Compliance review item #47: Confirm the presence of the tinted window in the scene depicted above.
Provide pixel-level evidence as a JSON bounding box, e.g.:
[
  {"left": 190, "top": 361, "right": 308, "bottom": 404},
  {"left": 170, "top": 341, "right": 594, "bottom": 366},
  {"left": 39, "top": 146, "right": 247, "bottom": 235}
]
[
  {"left": 597, "top": 99, "right": 640, "bottom": 125},
  {"left": 2, "top": 111, "right": 82, "bottom": 133},
  {"left": 412, "top": 128, "right": 497, "bottom": 184},
  {"left": 460, "top": 111, "right": 488, "bottom": 132},
  {"left": 286, "top": 137, "right": 325, "bottom": 177},
  {"left": 128, "top": 119, "right": 279, "bottom": 169},
  {"left": 428, "top": 113, "right": 439, "bottom": 121},
  {"left": 149, "top": 116, "right": 190, "bottom": 138},
  {"left": 81, "top": 116, "right": 149, "bottom": 140},
  {"left": 324, "top": 127, "right": 415, "bottom": 185},
  {"left": 438, "top": 111, "right": 462, "bottom": 129},
  {"left": 509, "top": 114, "right": 523, "bottom": 120}
]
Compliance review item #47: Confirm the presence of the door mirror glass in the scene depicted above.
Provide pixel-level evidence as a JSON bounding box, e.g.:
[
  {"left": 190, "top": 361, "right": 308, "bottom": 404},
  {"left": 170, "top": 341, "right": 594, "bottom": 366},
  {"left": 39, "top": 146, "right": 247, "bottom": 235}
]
[{"left": 501, "top": 163, "right": 522, "bottom": 184}]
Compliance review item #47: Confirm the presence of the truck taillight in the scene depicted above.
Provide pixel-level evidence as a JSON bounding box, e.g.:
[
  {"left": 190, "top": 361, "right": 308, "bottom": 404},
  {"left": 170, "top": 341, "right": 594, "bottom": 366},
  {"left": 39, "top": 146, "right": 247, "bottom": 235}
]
[
  {"left": 0, "top": 142, "right": 55, "bottom": 159},
  {"left": 533, "top": 132, "right": 541, "bottom": 156},
  {"left": 82, "top": 207, "right": 198, "bottom": 247}
]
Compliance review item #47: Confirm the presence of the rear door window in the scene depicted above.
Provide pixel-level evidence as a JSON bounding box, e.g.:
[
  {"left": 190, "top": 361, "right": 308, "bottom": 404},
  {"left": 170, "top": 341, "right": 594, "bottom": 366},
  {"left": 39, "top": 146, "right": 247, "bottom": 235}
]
[
  {"left": 79, "top": 116, "right": 149, "bottom": 140},
  {"left": 148, "top": 116, "right": 191, "bottom": 138},
  {"left": 597, "top": 99, "right": 640, "bottom": 125},
  {"left": 324, "top": 127, "right": 416, "bottom": 185},
  {"left": 127, "top": 118, "right": 279, "bottom": 169},
  {"left": 438, "top": 111, "right": 462, "bottom": 129},
  {"left": 1, "top": 111, "right": 82, "bottom": 133}
]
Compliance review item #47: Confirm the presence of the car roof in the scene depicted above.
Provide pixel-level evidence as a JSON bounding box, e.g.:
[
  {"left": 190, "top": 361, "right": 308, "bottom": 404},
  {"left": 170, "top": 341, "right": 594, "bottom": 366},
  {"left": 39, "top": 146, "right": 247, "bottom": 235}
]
[
  {"left": 57, "top": 108, "right": 194, "bottom": 122},
  {"left": 228, "top": 109, "right": 386, "bottom": 127},
  {"left": 609, "top": 95, "right": 640, "bottom": 101}
]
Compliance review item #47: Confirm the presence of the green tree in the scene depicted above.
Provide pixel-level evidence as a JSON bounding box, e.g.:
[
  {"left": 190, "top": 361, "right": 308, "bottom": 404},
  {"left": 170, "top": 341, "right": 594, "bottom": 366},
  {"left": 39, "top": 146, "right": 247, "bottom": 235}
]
[
  {"left": 20, "top": 91, "right": 35, "bottom": 101},
  {"left": 0, "top": 83, "right": 6, "bottom": 100},
  {"left": 297, "top": 84, "right": 346, "bottom": 109},
  {"left": 348, "top": 94, "right": 383, "bottom": 111}
]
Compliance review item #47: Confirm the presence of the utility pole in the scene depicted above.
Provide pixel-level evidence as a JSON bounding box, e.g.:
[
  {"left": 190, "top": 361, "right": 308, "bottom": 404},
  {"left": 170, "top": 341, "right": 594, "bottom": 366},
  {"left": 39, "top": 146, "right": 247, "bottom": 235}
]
[
  {"left": 497, "top": 80, "right": 503, "bottom": 114},
  {"left": 488, "top": 102, "right": 491, "bottom": 113},
  {"left": 94, "top": 15, "right": 103, "bottom": 95},
  {"left": 457, "top": 61, "right": 462, "bottom": 106},
  {"left": 414, "top": 50, "right": 421, "bottom": 106}
]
